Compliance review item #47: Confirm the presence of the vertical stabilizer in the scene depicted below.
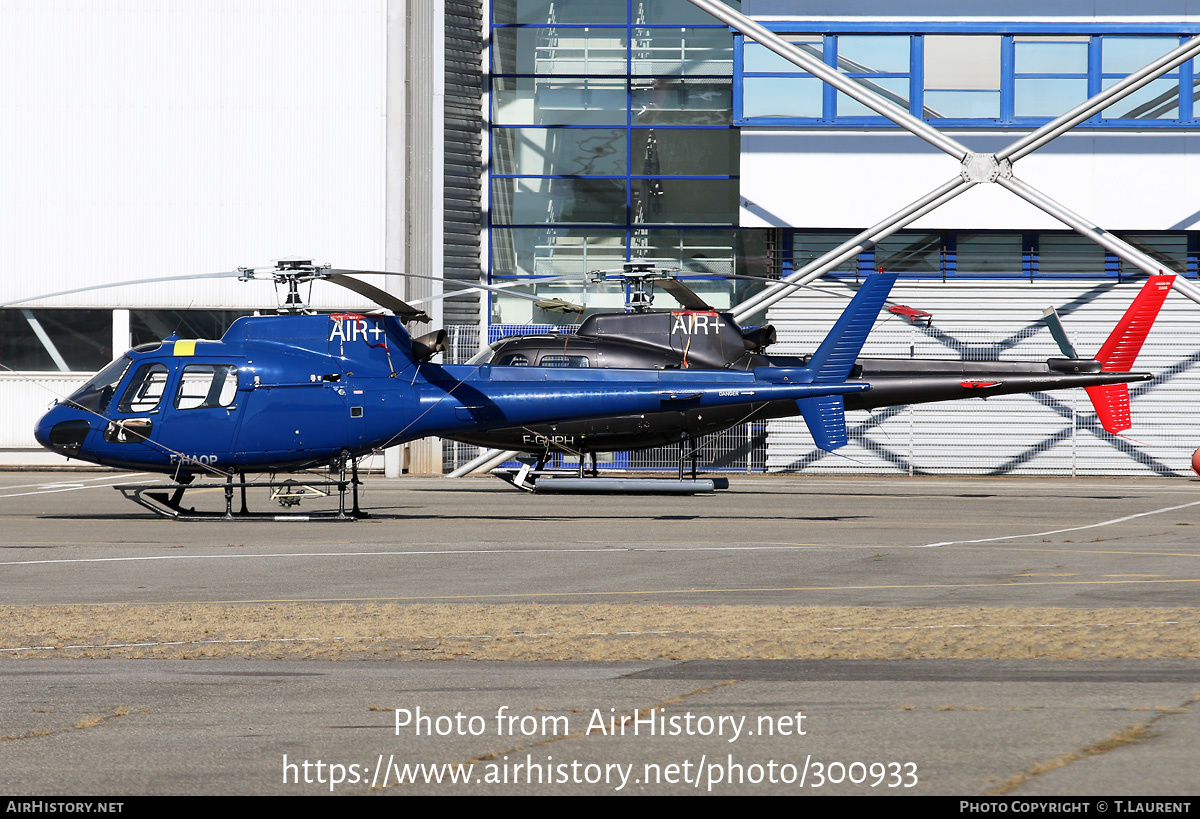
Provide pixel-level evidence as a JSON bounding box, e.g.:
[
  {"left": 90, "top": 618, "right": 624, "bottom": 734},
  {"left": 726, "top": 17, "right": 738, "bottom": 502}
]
[
  {"left": 1085, "top": 274, "right": 1172, "bottom": 433},
  {"left": 798, "top": 271, "right": 898, "bottom": 450}
]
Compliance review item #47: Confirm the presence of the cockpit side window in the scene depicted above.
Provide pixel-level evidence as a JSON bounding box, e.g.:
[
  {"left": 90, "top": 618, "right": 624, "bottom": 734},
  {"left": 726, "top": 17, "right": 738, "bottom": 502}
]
[
  {"left": 174, "top": 364, "right": 238, "bottom": 409},
  {"left": 538, "top": 355, "right": 589, "bottom": 368},
  {"left": 497, "top": 353, "right": 530, "bottom": 366},
  {"left": 65, "top": 356, "right": 131, "bottom": 414},
  {"left": 117, "top": 363, "right": 170, "bottom": 413}
]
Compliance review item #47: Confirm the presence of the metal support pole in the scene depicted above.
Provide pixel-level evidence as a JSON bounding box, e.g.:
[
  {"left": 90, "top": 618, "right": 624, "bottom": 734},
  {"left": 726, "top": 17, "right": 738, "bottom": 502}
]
[
  {"left": 732, "top": 176, "right": 974, "bottom": 323},
  {"left": 337, "top": 455, "right": 347, "bottom": 519},
  {"left": 352, "top": 458, "right": 363, "bottom": 518},
  {"left": 1000, "top": 35, "right": 1200, "bottom": 163},
  {"left": 447, "top": 448, "right": 520, "bottom": 478},
  {"left": 998, "top": 175, "right": 1200, "bottom": 305}
]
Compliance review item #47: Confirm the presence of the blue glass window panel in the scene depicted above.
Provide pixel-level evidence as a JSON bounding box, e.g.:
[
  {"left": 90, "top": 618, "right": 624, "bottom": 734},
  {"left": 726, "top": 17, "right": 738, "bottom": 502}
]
[
  {"left": 1102, "top": 37, "right": 1179, "bottom": 75},
  {"left": 492, "top": 0, "right": 627, "bottom": 24},
  {"left": 1014, "top": 78, "right": 1089, "bottom": 117},
  {"left": 643, "top": 0, "right": 742, "bottom": 25},
  {"left": 1122, "top": 234, "right": 1188, "bottom": 272},
  {"left": 631, "top": 128, "right": 738, "bottom": 175},
  {"left": 631, "top": 29, "right": 733, "bottom": 76},
  {"left": 491, "top": 178, "right": 626, "bottom": 225},
  {"left": 1014, "top": 41, "right": 1088, "bottom": 74},
  {"left": 632, "top": 179, "right": 738, "bottom": 224},
  {"left": 954, "top": 234, "right": 1024, "bottom": 276},
  {"left": 632, "top": 79, "right": 731, "bottom": 125},
  {"left": 742, "top": 76, "right": 823, "bottom": 118},
  {"left": 875, "top": 234, "right": 942, "bottom": 276},
  {"left": 1101, "top": 78, "right": 1178, "bottom": 119},
  {"left": 490, "top": 228, "right": 626, "bottom": 277},
  {"left": 493, "top": 77, "right": 627, "bottom": 125},
  {"left": 743, "top": 39, "right": 823, "bottom": 73},
  {"left": 923, "top": 90, "right": 1001, "bottom": 119},
  {"left": 837, "top": 36, "right": 910, "bottom": 75},
  {"left": 637, "top": 230, "right": 769, "bottom": 281},
  {"left": 493, "top": 129, "right": 626, "bottom": 176},
  {"left": 836, "top": 78, "right": 911, "bottom": 116},
  {"left": 1037, "top": 234, "right": 1106, "bottom": 277},
  {"left": 493, "top": 28, "right": 628, "bottom": 75},
  {"left": 791, "top": 233, "right": 861, "bottom": 275}
]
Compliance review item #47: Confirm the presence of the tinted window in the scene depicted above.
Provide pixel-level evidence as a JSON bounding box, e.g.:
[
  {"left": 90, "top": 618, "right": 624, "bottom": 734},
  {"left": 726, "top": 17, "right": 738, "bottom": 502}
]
[
  {"left": 65, "top": 356, "right": 131, "bottom": 413},
  {"left": 539, "top": 355, "right": 590, "bottom": 368}
]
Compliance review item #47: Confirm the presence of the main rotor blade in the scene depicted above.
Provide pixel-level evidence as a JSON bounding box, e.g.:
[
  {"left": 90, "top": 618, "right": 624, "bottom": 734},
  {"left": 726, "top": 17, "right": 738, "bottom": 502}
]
[
  {"left": 0, "top": 270, "right": 245, "bottom": 309},
  {"left": 324, "top": 272, "right": 430, "bottom": 323},
  {"left": 329, "top": 269, "right": 584, "bottom": 312},
  {"left": 657, "top": 278, "right": 713, "bottom": 311}
]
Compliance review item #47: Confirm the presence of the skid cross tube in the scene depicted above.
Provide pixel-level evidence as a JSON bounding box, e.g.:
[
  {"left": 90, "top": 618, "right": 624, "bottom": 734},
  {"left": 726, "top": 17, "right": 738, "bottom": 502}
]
[{"left": 687, "top": 0, "right": 1200, "bottom": 313}]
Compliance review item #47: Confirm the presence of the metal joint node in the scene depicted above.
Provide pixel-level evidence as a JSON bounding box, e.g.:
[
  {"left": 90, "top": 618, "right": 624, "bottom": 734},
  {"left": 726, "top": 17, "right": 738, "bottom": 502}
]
[{"left": 960, "top": 153, "right": 1010, "bottom": 184}]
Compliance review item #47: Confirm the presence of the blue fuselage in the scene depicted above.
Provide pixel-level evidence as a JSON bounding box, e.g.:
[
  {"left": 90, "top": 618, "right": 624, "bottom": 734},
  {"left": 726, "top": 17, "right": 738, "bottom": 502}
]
[{"left": 35, "top": 313, "right": 865, "bottom": 475}]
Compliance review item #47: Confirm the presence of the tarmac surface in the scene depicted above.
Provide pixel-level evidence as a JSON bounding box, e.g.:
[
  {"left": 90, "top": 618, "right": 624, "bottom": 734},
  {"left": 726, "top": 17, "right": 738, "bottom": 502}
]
[{"left": 1, "top": 470, "right": 1199, "bottom": 796}]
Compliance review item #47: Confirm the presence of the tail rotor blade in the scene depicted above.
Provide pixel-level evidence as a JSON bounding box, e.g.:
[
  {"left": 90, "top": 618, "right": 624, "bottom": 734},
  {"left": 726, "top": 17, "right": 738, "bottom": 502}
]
[{"left": 1041, "top": 306, "right": 1080, "bottom": 358}]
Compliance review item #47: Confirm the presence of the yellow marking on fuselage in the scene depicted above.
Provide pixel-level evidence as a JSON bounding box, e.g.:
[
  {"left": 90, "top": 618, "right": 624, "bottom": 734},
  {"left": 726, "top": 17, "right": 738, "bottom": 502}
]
[{"left": 174, "top": 340, "right": 197, "bottom": 356}]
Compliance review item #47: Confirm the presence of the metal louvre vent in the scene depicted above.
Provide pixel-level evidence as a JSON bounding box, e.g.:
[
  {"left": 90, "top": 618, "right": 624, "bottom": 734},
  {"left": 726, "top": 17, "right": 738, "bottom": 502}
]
[
  {"left": 766, "top": 280, "right": 1200, "bottom": 477},
  {"left": 444, "top": 0, "right": 484, "bottom": 326}
]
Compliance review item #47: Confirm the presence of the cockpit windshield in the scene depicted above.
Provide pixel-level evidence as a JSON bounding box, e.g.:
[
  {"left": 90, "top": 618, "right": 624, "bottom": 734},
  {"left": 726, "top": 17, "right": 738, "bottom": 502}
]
[{"left": 64, "top": 356, "right": 131, "bottom": 414}]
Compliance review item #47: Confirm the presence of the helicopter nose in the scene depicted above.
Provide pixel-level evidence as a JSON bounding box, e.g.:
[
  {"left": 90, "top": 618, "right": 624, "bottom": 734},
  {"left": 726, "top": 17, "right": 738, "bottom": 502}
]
[{"left": 34, "top": 405, "right": 93, "bottom": 456}]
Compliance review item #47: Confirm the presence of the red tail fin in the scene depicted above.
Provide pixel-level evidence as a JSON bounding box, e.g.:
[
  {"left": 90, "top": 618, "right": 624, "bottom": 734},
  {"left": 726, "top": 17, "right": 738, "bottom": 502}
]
[{"left": 1085, "top": 274, "right": 1173, "bottom": 433}]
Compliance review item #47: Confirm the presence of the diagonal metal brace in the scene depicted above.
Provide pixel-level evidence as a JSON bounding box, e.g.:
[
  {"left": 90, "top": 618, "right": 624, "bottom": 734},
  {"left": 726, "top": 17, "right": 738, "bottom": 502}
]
[{"left": 686, "top": 0, "right": 1200, "bottom": 311}]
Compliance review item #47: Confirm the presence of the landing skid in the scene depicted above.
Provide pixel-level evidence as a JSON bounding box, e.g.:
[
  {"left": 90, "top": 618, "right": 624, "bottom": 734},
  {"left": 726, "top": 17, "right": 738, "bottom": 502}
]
[
  {"left": 491, "top": 434, "right": 728, "bottom": 495},
  {"left": 115, "top": 468, "right": 366, "bottom": 521},
  {"left": 492, "top": 468, "right": 729, "bottom": 495}
]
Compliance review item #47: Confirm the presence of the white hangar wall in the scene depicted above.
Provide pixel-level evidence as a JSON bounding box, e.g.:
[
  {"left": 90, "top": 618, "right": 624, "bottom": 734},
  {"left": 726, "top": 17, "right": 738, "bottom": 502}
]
[
  {"left": 766, "top": 280, "right": 1200, "bottom": 476},
  {"left": 0, "top": 0, "right": 389, "bottom": 312},
  {"left": 741, "top": 132, "right": 1200, "bottom": 232},
  {"left": 0, "top": 1, "right": 391, "bottom": 464}
]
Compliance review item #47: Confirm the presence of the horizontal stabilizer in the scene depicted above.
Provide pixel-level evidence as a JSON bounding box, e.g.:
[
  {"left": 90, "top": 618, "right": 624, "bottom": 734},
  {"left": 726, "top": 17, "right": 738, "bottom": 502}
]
[
  {"left": 1085, "top": 383, "right": 1132, "bottom": 434},
  {"left": 798, "top": 395, "right": 848, "bottom": 451}
]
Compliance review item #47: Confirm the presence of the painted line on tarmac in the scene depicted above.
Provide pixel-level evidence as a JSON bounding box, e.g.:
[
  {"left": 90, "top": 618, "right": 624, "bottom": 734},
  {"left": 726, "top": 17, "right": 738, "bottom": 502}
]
[
  {"left": 0, "top": 473, "right": 149, "bottom": 498},
  {"left": 917, "top": 498, "right": 1200, "bottom": 548},
  {"left": 4, "top": 540, "right": 1200, "bottom": 569},
  {"left": 0, "top": 543, "right": 829, "bottom": 567}
]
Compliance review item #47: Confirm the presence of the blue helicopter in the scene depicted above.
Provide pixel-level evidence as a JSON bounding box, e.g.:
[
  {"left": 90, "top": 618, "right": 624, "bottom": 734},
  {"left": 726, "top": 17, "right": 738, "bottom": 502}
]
[{"left": 31, "top": 262, "right": 899, "bottom": 519}]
